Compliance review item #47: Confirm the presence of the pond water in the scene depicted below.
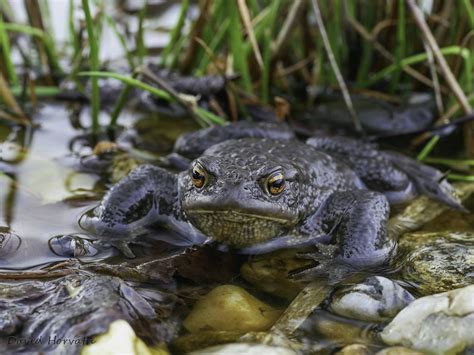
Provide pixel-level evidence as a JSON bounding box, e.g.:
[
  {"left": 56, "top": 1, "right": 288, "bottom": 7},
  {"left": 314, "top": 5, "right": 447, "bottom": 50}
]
[{"left": 0, "top": 104, "right": 101, "bottom": 269}]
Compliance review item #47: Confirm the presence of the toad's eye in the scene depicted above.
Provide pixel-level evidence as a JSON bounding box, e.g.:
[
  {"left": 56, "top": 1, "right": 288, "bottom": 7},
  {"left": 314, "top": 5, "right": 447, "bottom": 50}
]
[
  {"left": 266, "top": 171, "right": 285, "bottom": 195},
  {"left": 191, "top": 163, "right": 207, "bottom": 188}
]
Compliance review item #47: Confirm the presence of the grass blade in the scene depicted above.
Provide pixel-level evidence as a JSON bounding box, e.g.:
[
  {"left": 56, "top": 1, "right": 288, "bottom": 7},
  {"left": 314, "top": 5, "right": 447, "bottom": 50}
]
[
  {"left": 228, "top": 1, "right": 252, "bottom": 92},
  {"left": 367, "top": 46, "right": 471, "bottom": 87},
  {"left": 136, "top": 3, "right": 147, "bottom": 65},
  {"left": 78, "top": 71, "right": 172, "bottom": 100},
  {"left": 82, "top": 0, "right": 100, "bottom": 133},
  {"left": 161, "top": 0, "right": 189, "bottom": 67},
  {"left": 0, "top": 13, "right": 18, "bottom": 85}
]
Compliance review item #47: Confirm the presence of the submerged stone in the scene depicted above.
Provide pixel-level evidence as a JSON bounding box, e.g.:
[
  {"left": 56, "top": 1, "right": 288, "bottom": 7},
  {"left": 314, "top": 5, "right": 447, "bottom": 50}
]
[
  {"left": 240, "top": 250, "right": 310, "bottom": 300},
  {"left": 81, "top": 320, "right": 168, "bottom": 355},
  {"left": 335, "top": 344, "right": 370, "bottom": 355},
  {"left": 397, "top": 231, "right": 474, "bottom": 294},
  {"left": 328, "top": 276, "right": 414, "bottom": 322},
  {"left": 172, "top": 331, "right": 244, "bottom": 354},
  {"left": 375, "top": 347, "right": 423, "bottom": 355},
  {"left": 297, "top": 309, "right": 380, "bottom": 347},
  {"left": 183, "top": 285, "right": 282, "bottom": 333},
  {"left": 381, "top": 285, "right": 474, "bottom": 353},
  {"left": 188, "top": 343, "right": 297, "bottom": 355}
]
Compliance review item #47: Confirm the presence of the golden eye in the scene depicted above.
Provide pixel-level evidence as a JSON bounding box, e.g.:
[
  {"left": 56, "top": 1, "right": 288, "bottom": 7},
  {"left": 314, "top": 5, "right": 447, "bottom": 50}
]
[
  {"left": 266, "top": 172, "right": 285, "bottom": 195},
  {"left": 191, "top": 163, "right": 207, "bottom": 188}
]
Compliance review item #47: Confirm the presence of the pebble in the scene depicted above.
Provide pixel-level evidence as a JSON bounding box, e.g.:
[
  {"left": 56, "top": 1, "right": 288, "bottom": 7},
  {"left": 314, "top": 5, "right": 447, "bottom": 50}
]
[
  {"left": 183, "top": 285, "right": 282, "bottom": 333},
  {"left": 381, "top": 285, "right": 474, "bottom": 353},
  {"left": 328, "top": 276, "right": 414, "bottom": 322}
]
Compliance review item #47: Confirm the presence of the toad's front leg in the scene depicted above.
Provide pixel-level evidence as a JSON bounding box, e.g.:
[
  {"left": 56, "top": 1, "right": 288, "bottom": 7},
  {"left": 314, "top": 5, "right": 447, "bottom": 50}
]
[
  {"left": 81, "top": 164, "right": 204, "bottom": 255},
  {"left": 300, "top": 190, "right": 396, "bottom": 277}
]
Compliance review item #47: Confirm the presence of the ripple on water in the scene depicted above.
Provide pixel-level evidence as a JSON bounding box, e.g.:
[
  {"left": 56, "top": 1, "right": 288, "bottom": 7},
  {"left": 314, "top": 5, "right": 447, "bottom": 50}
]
[{"left": 0, "top": 104, "right": 105, "bottom": 270}]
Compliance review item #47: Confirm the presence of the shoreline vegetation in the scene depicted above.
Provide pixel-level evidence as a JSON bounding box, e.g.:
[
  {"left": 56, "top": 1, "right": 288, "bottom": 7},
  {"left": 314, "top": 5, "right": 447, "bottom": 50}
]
[{"left": 0, "top": 0, "right": 473, "bottom": 173}]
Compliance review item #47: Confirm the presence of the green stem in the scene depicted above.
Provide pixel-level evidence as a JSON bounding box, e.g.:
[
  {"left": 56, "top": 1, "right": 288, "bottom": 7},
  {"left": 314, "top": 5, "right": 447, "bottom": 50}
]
[
  {"left": 424, "top": 157, "right": 474, "bottom": 166},
  {"left": 78, "top": 71, "right": 172, "bottom": 100},
  {"left": 447, "top": 174, "right": 474, "bottom": 182},
  {"left": 389, "top": 0, "right": 405, "bottom": 93},
  {"left": 228, "top": 1, "right": 252, "bottom": 92},
  {"left": 82, "top": 0, "right": 100, "bottom": 133},
  {"left": 261, "top": 28, "right": 271, "bottom": 103},
  {"left": 417, "top": 135, "right": 440, "bottom": 161},
  {"left": 3, "top": 23, "right": 62, "bottom": 74},
  {"left": 105, "top": 15, "right": 134, "bottom": 69},
  {"left": 161, "top": 0, "right": 189, "bottom": 67},
  {"left": 136, "top": 3, "right": 147, "bottom": 65},
  {"left": 366, "top": 46, "right": 471, "bottom": 88},
  {"left": 9, "top": 85, "right": 60, "bottom": 97},
  {"left": 0, "top": 14, "right": 18, "bottom": 85}
]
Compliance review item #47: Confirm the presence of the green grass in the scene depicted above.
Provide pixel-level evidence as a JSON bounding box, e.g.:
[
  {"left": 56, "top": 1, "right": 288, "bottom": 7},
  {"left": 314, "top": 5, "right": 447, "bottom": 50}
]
[
  {"left": 0, "top": 13, "right": 18, "bottom": 86},
  {"left": 366, "top": 46, "right": 472, "bottom": 88},
  {"left": 136, "top": 4, "right": 147, "bottom": 65},
  {"left": 79, "top": 71, "right": 226, "bottom": 126},
  {"left": 81, "top": 0, "right": 100, "bottom": 133},
  {"left": 3, "top": 23, "right": 62, "bottom": 74},
  {"left": 1, "top": 0, "right": 474, "bottom": 165},
  {"left": 228, "top": 1, "right": 252, "bottom": 93},
  {"left": 161, "top": 0, "right": 190, "bottom": 68}
]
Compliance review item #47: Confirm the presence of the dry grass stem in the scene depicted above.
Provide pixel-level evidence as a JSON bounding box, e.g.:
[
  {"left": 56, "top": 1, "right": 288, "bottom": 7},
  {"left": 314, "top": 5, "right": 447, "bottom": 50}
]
[
  {"left": 237, "top": 0, "right": 263, "bottom": 69},
  {"left": 311, "top": 0, "right": 362, "bottom": 133}
]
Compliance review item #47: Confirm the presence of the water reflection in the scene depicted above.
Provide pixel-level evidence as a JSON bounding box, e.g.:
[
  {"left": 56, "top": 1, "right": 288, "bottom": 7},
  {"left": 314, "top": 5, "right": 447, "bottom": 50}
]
[
  {"left": 0, "top": 104, "right": 105, "bottom": 270},
  {"left": 0, "top": 227, "right": 22, "bottom": 258}
]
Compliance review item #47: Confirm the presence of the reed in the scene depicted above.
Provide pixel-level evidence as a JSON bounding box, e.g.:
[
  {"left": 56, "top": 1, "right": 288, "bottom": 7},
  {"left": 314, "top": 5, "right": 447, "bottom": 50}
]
[{"left": 81, "top": 0, "right": 100, "bottom": 133}]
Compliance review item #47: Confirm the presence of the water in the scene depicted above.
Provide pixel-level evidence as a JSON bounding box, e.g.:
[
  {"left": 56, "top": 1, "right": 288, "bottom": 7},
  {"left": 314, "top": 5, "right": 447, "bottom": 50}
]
[{"left": 0, "top": 104, "right": 102, "bottom": 269}]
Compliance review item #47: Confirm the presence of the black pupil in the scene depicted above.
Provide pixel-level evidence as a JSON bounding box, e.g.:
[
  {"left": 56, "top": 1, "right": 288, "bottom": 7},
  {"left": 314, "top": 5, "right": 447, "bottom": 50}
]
[
  {"left": 193, "top": 169, "right": 204, "bottom": 181},
  {"left": 270, "top": 178, "right": 283, "bottom": 189}
]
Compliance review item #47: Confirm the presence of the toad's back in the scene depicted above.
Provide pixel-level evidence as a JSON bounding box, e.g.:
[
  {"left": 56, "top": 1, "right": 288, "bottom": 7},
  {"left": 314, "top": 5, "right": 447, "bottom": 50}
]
[{"left": 203, "top": 138, "right": 362, "bottom": 196}]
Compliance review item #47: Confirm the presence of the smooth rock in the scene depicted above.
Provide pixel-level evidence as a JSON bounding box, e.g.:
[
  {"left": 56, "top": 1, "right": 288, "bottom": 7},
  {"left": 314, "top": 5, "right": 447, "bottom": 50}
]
[
  {"left": 183, "top": 285, "right": 282, "bottom": 333},
  {"left": 81, "top": 320, "right": 168, "bottom": 355},
  {"left": 381, "top": 284, "right": 474, "bottom": 353},
  {"left": 397, "top": 231, "right": 474, "bottom": 294},
  {"left": 298, "top": 309, "right": 378, "bottom": 346},
  {"left": 328, "top": 276, "right": 414, "bottom": 322},
  {"left": 240, "top": 250, "right": 310, "bottom": 300},
  {"left": 376, "top": 346, "right": 423, "bottom": 355},
  {"left": 189, "top": 343, "right": 297, "bottom": 355},
  {"left": 335, "top": 343, "right": 370, "bottom": 355}
]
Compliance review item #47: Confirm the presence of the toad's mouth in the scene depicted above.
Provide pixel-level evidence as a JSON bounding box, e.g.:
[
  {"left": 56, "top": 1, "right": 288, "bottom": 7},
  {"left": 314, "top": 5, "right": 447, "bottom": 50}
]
[
  {"left": 188, "top": 209, "right": 291, "bottom": 224},
  {"left": 185, "top": 209, "right": 293, "bottom": 247}
]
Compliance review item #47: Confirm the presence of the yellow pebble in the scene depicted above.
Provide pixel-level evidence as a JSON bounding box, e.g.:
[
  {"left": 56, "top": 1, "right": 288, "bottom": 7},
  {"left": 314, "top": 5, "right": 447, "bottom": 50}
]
[{"left": 183, "top": 285, "right": 282, "bottom": 333}]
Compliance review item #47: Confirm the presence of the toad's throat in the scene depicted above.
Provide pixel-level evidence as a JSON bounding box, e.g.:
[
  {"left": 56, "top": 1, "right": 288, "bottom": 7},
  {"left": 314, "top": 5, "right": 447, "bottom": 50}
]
[{"left": 186, "top": 210, "right": 290, "bottom": 247}]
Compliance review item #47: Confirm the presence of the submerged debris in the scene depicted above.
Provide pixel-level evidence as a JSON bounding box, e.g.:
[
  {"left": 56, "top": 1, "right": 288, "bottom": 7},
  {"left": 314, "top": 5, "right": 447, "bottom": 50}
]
[{"left": 0, "top": 273, "right": 183, "bottom": 354}]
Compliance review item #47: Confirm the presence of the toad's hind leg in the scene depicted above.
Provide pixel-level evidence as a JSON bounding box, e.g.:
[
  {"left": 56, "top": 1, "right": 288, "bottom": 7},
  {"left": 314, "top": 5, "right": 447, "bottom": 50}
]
[{"left": 307, "top": 136, "right": 463, "bottom": 209}]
